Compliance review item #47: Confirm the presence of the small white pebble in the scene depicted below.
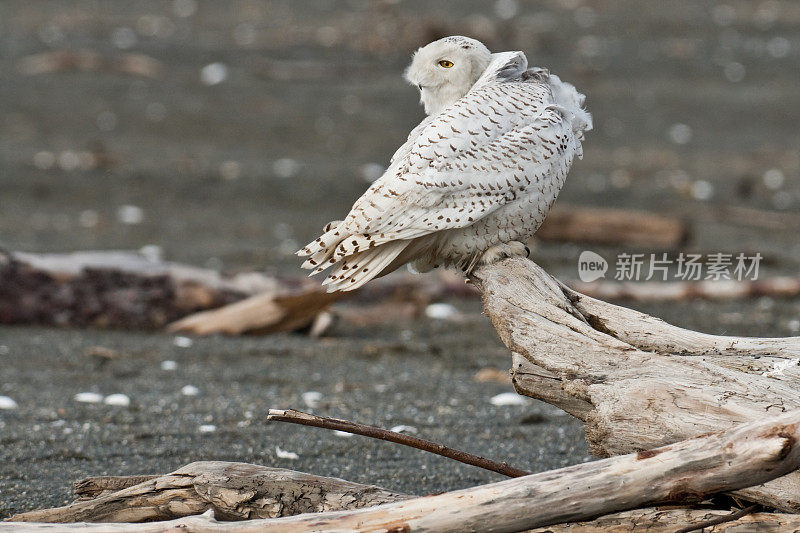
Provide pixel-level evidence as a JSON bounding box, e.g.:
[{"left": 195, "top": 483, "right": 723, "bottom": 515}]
[
  {"left": 219, "top": 160, "right": 242, "bottom": 181},
  {"left": 425, "top": 303, "right": 459, "bottom": 320},
  {"left": 490, "top": 392, "right": 529, "bottom": 406},
  {"left": 173, "top": 336, "right": 193, "bottom": 348},
  {"left": 668, "top": 123, "right": 693, "bottom": 145},
  {"left": 390, "top": 425, "right": 418, "bottom": 434},
  {"left": 275, "top": 446, "right": 299, "bottom": 460},
  {"left": 78, "top": 210, "right": 99, "bottom": 228},
  {"left": 58, "top": 151, "right": 80, "bottom": 171},
  {"left": 767, "top": 36, "right": 790, "bottom": 58},
  {"left": 139, "top": 244, "right": 162, "bottom": 262},
  {"left": 763, "top": 168, "right": 785, "bottom": 190},
  {"left": 116, "top": 205, "right": 144, "bottom": 225},
  {"left": 334, "top": 430, "right": 354, "bottom": 438},
  {"left": 103, "top": 394, "right": 131, "bottom": 407},
  {"left": 74, "top": 392, "right": 104, "bottom": 404},
  {"left": 181, "top": 385, "right": 200, "bottom": 396},
  {"left": 33, "top": 151, "right": 56, "bottom": 169},
  {"left": 724, "top": 61, "right": 745, "bottom": 83},
  {"left": 0, "top": 396, "right": 19, "bottom": 410},
  {"left": 788, "top": 319, "right": 800, "bottom": 333},
  {"left": 691, "top": 180, "right": 714, "bottom": 201},
  {"left": 200, "top": 62, "right": 228, "bottom": 85},
  {"left": 301, "top": 391, "right": 323, "bottom": 408},
  {"left": 199, "top": 424, "right": 217, "bottom": 433},
  {"left": 273, "top": 158, "right": 300, "bottom": 179},
  {"left": 316, "top": 26, "right": 339, "bottom": 47},
  {"left": 161, "top": 360, "right": 178, "bottom": 371}
]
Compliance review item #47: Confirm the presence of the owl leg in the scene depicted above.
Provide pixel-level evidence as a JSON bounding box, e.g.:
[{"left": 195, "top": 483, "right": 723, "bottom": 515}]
[{"left": 471, "top": 241, "right": 529, "bottom": 272}]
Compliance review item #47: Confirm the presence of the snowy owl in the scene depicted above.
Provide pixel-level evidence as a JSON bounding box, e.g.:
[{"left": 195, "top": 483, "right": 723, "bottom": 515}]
[{"left": 298, "top": 36, "right": 591, "bottom": 291}]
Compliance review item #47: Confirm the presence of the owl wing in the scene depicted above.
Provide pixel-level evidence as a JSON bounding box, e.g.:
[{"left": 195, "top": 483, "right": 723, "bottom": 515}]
[{"left": 299, "top": 80, "right": 576, "bottom": 269}]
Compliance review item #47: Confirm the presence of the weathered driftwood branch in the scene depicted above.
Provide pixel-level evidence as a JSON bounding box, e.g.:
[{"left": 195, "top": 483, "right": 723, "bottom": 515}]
[
  {"left": 9, "top": 507, "right": 800, "bottom": 533},
  {"left": 570, "top": 275, "right": 800, "bottom": 301},
  {"left": 6, "top": 411, "right": 800, "bottom": 531},
  {"left": 267, "top": 408, "right": 531, "bottom": 478},
  {"left": 536, "top": 204, "right": 689, "bottom": 248},
  {"left": 5, "top": 248, "right": 796, "bottom": 335},
  {"left": 0, "top": 251, "right": 335, "bottom": 333},
  {"left": 673, "top": 504, "right": 758, "bottom": 533},
  {"left": 9, "top": 461, "right": 409, "bottom": 524},
  {"left": 471, "top": 256, "right": 800, "bottom": 512},
  {"left": 527, "top": 507, "right": 800, "bottom": 532},
  {"left": 18, "top": 50, "right": 164, "bottom": 78},
  {"left": 167, "top": 289, "right": 343, "bottom": 335},
  {"left": 73, "top": 476, "right": 160, "bottom": 500}
]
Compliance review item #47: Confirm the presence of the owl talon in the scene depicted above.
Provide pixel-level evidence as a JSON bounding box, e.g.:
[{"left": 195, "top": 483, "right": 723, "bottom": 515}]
[{"left": 479, "top": 241, "right": 529, "bottom": 266}]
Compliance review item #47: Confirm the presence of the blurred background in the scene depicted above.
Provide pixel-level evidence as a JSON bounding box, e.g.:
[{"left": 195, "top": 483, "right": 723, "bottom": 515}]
[
  {"left": 1, "top": 0, "right": 799, "bottom": 519},
  {"left": 3, "top": 0, "right": 798, "bottom": 274}
]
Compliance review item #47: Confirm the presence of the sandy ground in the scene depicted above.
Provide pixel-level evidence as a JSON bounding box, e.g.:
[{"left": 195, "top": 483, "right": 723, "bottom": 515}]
[
  {"left": 1, "top": 0, "right": 799, "bottom": 519},
  {"left": 0, "top": 307, "right": 592, "bottom": 517}
]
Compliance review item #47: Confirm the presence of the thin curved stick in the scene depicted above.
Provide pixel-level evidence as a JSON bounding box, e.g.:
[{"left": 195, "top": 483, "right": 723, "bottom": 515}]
[{"left": 267, "top": 408, "right": 531, "bottom": 478}]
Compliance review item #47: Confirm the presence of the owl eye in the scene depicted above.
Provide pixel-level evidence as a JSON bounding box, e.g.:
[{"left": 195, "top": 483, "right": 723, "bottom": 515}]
[{"left": 438, "top": 60, "right": 454, "bottom": 68}]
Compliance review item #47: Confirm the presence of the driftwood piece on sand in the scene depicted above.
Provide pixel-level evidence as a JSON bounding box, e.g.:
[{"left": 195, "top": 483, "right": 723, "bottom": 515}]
[
  {"left": 0, "top": 251, "right": 259, "bottom": 328},
  {"left": 536, "top": 204, "right": 689, "bottom": 248},
  {"left": 471, "top": 256, "right": 800, "bottom": 512},
  {"left": 18, "top": 50, "right": 164, "bottom": 78},
  {"left": 570, "top": 275, "right": 800, "bottom": 301},
  {"left": 9, "top": 461, "right": 409, "bottom": 524},
  {"left": 0, "top": 251, "right": 337, "bottom": 333},
  {"left": 166, "top": 289, "right": 343, "bottom": 335},
  {"left": 6, "top": 411, "right": 800, "bottom": 531},
  {"left": 528, "top": 507, "right": 800, "bottom": 532}
]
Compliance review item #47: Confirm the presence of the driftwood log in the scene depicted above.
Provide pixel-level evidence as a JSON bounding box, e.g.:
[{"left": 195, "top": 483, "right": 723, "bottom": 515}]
[
  {"left": 6, "top": 410, "right": 800, "bottom": 531},
  {"left": 5, "top": 246, "right": 798, "bottom": 335},
  {"left": 471, "top": 256, "right": 800, "bottom": 512},
  {"left": 9, "top": 461, "right": 409, "bottom": 524},
  {"left": 571, "top": 275, "right": 800, "bottom": 302},
  {"left": 0, "top": 250, "right": 333, "bottom": 332},
  {"left": 536, "top": 204, "right": 689, "bottom": 248},
  {"left": 529, "top": 507, "right": 800, "bottom": 532}
]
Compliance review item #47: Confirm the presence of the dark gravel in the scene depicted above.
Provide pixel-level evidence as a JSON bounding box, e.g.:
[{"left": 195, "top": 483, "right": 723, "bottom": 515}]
[{"left": 0, "top": 305, "right": 594, "bottom": 518}]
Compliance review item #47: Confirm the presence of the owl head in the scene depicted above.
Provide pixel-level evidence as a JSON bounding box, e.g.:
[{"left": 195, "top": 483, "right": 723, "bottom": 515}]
[{"left": 405, "top": 36, "right": 492, "bottom": 116}]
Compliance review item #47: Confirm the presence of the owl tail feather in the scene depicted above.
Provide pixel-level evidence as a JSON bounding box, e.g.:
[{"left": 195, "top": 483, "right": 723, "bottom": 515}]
[
  {"left": 321, "top": 240, "right": 409, "bottom": 292},
  {"left": 297, "top": 225, "right": 346, "bottom": 273}
]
